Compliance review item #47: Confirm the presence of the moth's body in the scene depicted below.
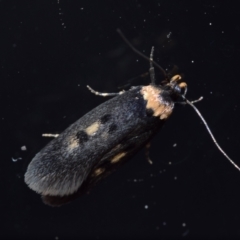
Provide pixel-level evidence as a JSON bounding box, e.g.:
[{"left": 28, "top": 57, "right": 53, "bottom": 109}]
[
  {"left": 25, "top": 30, "right": 240, "bottom": 206},
  {"left": 25, "top": 82, "right": 179, "bottom": 206}
]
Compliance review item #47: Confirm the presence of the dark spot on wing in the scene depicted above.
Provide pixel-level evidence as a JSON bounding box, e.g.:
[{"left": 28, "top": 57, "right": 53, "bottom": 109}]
[
  {"left": 108, "top": 123, "right": 117, "bottom": 133},
  {"left": 100, "top": 114, "right": 111, "bottom": 124},
  {"left": 76, "top": 130, "right": 89, "bottom": 143}
]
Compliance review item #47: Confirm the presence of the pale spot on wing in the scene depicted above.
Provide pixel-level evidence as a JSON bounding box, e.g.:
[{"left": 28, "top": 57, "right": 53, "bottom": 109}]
[
  {"left": 92, "top": 167, "right": 105, "bottom": 177},
  {"left": 110, "top": 152, "right": 126, "bottom": 164},
  {"left": 68, "top": 138, "right": 79, "bottom": 150},
  {"left": 85, "top": 122, "right": 100, "bottom": 135}
]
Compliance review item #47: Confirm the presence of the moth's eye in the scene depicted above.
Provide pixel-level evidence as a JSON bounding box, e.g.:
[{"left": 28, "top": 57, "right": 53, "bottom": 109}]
[{"left": 173, "top": 84, "right": 181, "bottom": 94}]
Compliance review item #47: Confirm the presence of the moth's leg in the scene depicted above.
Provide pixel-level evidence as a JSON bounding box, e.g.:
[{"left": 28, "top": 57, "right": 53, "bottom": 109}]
[
  {"left": 42, "top": 133, "right": 59, "bottom": 138},
  {"left": 87, "top": 85, "right": 125, "bottom": 97}
]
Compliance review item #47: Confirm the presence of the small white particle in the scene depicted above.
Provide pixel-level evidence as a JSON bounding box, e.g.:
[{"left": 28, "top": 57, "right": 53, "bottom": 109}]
[
  {"left": 136, "top": 59, "right": 139, "bottom": 62},
  {"left": 55, "top": 237, "right": 59, "bottom": 240},
  {"left": 173, "top": 143, "right": 177, "bottom": 147},
  {"left": 210, "top": 91, "right": 212, "bottom": 94},
  {"left": 143, "top": 19, "right": 146, "bottom": 22},
  {"left": 168, "top": 162, "right": 172, "bottom": 165},
  {"left": 174, "top": 176, "right": 178, "bottom": 180},
  {"left": 21, "top": 146, "right": 27, "bottom": 151},
  {"left": 209, "top": 23, "right": 212, "bottom": 25},
  {"left": 78, "top": 84, "right": 80, "bottom": 87},
  {"left": 80, "top": 7, "right": 84, "bottom": 10},
  {"left": 191, "top": 60, "right": 194, "bottom": 63},
  {"left": 182, "top": 222, "right": 186, "bottom": 227},
  {"left": 144, "top": 205, "right": 148, "bottom": 209},
  {"left": 163, "top": 222, "right": 167, "bottom": 226},
  {"left": 133, "top": 179, "right": 137, "bottom": 182},
  {"left": 12, "top": 157, "right": 22, "bottom": 162},
  {"left": 167, "top": 32, "right": 172, "bottom": 38},
  {"left": 222, "top": 31, "right": 224, "bottom": 33}
]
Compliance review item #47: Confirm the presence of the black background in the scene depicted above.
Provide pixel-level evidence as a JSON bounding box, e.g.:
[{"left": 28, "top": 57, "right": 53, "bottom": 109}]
[{"left": 1, "top": 1, "right": 240, "bottom": 239}]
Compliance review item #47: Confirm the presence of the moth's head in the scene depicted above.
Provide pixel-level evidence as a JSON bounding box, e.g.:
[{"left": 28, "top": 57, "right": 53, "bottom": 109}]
[{"left": 163, "top": 74, "right": 187, "bottom": 98}]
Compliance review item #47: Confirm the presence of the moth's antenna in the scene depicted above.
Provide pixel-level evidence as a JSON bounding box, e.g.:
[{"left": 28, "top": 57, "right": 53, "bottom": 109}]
[
  {"left": 183, "top": 95, "right": 240, "bottom": 171},
  {"left": 116, "top": 29, "right": 168, "bottom": 79}
]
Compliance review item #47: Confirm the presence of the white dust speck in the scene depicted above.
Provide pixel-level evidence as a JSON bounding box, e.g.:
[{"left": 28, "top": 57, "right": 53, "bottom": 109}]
[
  {"left": 191, "top": 60, "right": 194, "bottom": 63},
  {"left": 12, "top": 157, "right": 22, "bottom": 162},
  {"left": 209, "top": 23, "right": 212, "bottom": 25},
  {"left": 168, "top": 162, "right": 172, "bottom": 165},
  {"left": 173, "top": 143, "right": 177, "bottom": 147},
  {"left": 144, "top": 205, "right": 149, "bottom": 209},
  {"left": 21, "top": 146, "right": 27, "bottom": 151},
  {"left": 182, "top": 222, "right": 186, "bottom": 227},
  {"left": 174, "top": 176, "right": 178, "bottom": 180},
  {"left": 167, "top": 32, "right": 172, "bottom": 38}
]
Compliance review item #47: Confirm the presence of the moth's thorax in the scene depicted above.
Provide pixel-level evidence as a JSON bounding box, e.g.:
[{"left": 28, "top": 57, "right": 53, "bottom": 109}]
[{"left": 140, "top": 85, "right": 174, "bottom": 119}]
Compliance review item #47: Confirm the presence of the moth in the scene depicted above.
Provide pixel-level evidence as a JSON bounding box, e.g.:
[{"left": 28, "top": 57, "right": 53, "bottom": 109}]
[{"left": 25, "top": 30, "right": 239, "bottom": 206}]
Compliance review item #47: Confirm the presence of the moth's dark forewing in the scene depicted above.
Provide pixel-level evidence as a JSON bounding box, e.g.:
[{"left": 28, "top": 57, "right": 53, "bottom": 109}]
[
  {"left": 42, "top": 120, "right": 164, "bottom": 206},
  {"left": 25, "top": 86, "right": 168, "bottom": 204}
]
